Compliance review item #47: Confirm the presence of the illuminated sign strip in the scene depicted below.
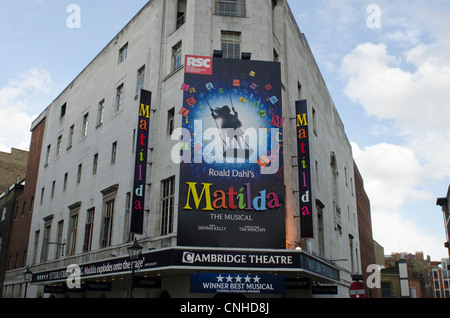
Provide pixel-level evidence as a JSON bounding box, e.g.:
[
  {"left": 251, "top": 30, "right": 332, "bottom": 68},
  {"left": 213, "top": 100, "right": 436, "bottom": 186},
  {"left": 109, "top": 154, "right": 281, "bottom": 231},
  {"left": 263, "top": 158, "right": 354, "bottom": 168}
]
[{"left": 130, "top": 89, "right": 152, "bottom": 234}]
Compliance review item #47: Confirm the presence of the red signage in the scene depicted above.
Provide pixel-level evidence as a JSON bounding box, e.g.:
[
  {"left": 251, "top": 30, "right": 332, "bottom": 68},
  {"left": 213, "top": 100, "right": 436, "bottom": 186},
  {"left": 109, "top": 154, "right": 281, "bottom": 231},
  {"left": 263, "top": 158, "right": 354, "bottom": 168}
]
[
  {"left": 185, "top": 55, "right": 213, "bottom": 75},
  {"left": 349, "top": 282, "right": 367, "bottom": 298}
]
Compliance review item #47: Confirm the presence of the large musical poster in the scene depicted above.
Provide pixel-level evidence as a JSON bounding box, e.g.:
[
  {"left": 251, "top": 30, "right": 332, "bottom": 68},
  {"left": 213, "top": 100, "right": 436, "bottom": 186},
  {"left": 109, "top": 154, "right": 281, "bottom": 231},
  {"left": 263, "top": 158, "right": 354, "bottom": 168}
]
[{"left": 175, "top": 56, "right": 285, "bottom": 249}]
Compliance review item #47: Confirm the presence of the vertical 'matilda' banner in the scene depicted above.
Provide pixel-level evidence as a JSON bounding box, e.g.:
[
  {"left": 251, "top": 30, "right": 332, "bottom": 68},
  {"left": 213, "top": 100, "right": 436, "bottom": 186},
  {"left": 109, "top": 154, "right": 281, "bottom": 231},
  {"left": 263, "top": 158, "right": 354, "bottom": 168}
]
[
  {"left": 130, "top": 89, "right": 152, "bottom": 234},
  {"left": 296, "top": 100, "right": 314, "bottom": 238},
  {"left": 176, "top": 56, "right": 285, "bottom": 249}
]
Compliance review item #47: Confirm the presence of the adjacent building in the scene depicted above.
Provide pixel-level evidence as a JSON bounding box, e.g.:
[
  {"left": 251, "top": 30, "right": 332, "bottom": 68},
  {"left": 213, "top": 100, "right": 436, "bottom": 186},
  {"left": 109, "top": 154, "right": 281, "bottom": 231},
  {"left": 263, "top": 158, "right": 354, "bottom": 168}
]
[
  {"left": 381, "top": 252, "right": 433, "bottom": 298},
  {"left": 0, "top": 180, "right": 25, "bottom": 296},
  {"left": 3, "top": 0, "right": 366, "bottom": 298},
  {"left": 436, "top": 186, "right": 450, "bottom": 260},
  {"left": 0, "top": 148, "right": 28, "bottom": 194},
  {"left": 354, "top": 161, "right": 376, "bottom": 297},
  {"left": 431, "top": 258, "right": 450, "bottom": 298},
  {"left": 1, "top": 117, "right": 46, "bottom": 298}
]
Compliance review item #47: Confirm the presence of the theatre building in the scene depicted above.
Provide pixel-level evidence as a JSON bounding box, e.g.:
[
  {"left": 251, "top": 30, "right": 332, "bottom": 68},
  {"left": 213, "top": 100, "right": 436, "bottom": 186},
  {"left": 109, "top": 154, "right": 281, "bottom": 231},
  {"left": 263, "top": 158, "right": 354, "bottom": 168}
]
[{"left": 3, "top": 0, "right": 365, "bottom": 298}]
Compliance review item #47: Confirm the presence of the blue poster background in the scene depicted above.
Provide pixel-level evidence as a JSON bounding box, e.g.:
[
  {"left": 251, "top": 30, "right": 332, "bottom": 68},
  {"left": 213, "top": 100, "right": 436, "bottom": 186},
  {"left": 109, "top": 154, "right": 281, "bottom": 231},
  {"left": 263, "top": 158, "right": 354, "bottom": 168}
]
[{"left": 190, "top": 273, "right": 285, "bottom": 295}]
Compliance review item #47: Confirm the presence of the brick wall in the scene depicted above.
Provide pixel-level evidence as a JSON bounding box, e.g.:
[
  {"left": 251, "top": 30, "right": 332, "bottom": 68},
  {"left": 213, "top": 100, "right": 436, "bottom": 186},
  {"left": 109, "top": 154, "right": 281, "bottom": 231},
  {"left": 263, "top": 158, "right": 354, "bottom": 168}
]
[
  {"left": 0, "top": 148, "right": 28, "bottom": 193},
  {"left": 7, "top": 118, "right": 46, "bottom": 271}
]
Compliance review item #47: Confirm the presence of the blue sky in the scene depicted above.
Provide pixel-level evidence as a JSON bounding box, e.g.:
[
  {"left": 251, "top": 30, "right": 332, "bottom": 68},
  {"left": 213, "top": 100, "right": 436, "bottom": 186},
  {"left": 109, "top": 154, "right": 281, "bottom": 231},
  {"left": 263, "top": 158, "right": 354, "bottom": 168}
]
[{"left": 0, "top": 1, "right": 449, "bottom": 260}]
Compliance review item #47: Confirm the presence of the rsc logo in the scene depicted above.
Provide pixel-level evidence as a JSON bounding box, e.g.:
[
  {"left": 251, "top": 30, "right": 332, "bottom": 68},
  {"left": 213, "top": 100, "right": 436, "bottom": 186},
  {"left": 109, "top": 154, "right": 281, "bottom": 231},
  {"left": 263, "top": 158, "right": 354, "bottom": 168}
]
[{"left": 185, "top": 55, "right": 213, "bottom": 75}]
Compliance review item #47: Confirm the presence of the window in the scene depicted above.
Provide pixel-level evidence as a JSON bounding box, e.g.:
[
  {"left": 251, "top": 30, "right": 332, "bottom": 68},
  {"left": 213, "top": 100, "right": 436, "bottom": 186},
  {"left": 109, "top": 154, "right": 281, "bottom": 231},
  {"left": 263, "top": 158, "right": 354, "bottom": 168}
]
[
  {"left": 297, "top": 81, "right": 303, "bottom": 100},
  {"left": 97, "top": 99, "right": 105, "bottom": 127},
  {"left": 349, "top": 234, "right": 355, "bottom": 273},
  {"left": 315, "top": 160, "right": 319, "bottom": 183},
  {"left": 60, "top": 103, "right": 66, "bottom": 118},
  {"left": 100, "top": 185, "right": 118, "bottom": 248},
  {"left": 83, "top": 208, "right": 95, "bottom": 252},
  {"left": 312, "top": 107, "right": 317, "bottom": 136},
  {"left": 14, "top": 253, "right": 19, "bottom": 269},
  {"left": 119, "top": 43, "right": 128, "bottom": 63},
  {"left": 67, "top": 213, "right": 78, "bottom": 256},
  {"left": 1, "top": 207, "right": 6, "bottom": 222},
  {"left": 316, "top": 200, "right": 325, "bottom": 257},
  {"left": 56, "top": 135, "right": 63, "bottom": 157},
  {"left": 177, "top": 0, "right": 187, "bottom": 29},
  {"left": 41, "top": 222, "right": 51, "bottom": 262},
  {"left": 215, "top": 0, "right": 246, "bottom": 17},
  {"left": 63, "top": 173, "right": 68, "bottom": 192},
  {"left": 136, "top": 66, "right": 145, "bottom": 97},
  {"left": 168, "top": 108, "right": 175, "bottom": 136},
  {"left": 55, "top": 220, "right": 64, "bottom": 259},
  {"left": 330, "top": 152, "right": 342, "bottom": 232},
  {"left": 40, "top": 187, "right": 45, "bottom": 204},
  {"left": 172, "top": 41, "right": 182, "bottom": 71},
  {"left": 160, "top": 177, "right": 175, "bottom": 235},
  {"left": 45, "top": 144, "right": 51, "bottom": 166},
  {"left": 381, "top": 282, "right": 391, "bottom": 298},
  {"left": 102, "top": 199, "right": 114, "bottom": 248},
  {"left": 116, "top": 84, "right": 124, "bottom": 112},
  {"left": 68, "top": 125, "right": 74, "bottom": 149},
  {"left": 436, "top": 289, "right": 441, "bottom": 298},
  {"left": 221, "top": 31, "right": 241, "bottom": 59},
  {"left": 124, "top": 192, "right": 134, "bottom": 243},
  {"left": 22, "top": 250, "right": 27, "bottom": 267},
  {"left": 93, "top": 153, "right": 98, "bottom": 175},
  {"left": 111, "top": 141, "right": 117, "bottom": 165},
  {"left": 77, "top": 164, "right": 82, "bottom": 184},
  {"left": 82, "top": 113, "right": 89, "bottom": 138},
  {"left": 51, "top": 180, "right": 56, "bottom": 199},
  {"left": 132, "top": 129, "right": 136, "bottom": 153},
  {"left": 32, "top": 230, "right": 40, "bottom": 264},
  {"left": 434, "top": 269, "right": 439, "bottom": 280}
]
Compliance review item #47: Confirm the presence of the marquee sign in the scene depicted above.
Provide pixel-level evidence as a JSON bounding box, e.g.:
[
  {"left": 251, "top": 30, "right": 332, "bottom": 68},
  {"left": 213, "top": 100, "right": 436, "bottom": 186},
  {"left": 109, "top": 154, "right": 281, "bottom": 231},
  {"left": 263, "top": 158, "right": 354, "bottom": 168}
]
[
  {"left": 176, "top": 56, "right": 285, "bottom": 249},
  {"left": 130, "top": 89, "right": 152, "bottom": 234},
  {"left": 32, "top": 248, "right": 339, "bottom": 284}
]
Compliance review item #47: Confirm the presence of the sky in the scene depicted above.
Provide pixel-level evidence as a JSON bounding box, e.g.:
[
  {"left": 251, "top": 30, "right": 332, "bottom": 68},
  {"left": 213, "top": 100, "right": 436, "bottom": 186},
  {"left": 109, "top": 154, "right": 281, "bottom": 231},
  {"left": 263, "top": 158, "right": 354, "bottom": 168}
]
[{"left": 0, "top": 0, "right": 449, "bottom": 261}]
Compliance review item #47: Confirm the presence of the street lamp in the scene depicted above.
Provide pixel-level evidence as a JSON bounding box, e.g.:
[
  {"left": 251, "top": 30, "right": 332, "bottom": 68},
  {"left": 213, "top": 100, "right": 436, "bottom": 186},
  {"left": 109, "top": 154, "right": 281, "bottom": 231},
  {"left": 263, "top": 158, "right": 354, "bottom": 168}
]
[
  {"left": 23, "top": 266, "right": 33, "bottom": 298},
  {"left": 127, "top": 239, "right": 143, "bottom": 298}
]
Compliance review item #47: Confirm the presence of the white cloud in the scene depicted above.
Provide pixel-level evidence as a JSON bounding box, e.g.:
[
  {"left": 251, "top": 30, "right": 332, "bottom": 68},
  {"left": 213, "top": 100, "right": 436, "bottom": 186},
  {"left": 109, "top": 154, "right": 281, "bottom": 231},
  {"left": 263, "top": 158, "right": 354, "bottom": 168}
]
[
  {"left": 372, "top": 210, "right": 445, "bottom": 260},
  {"left": 369, "top": 124, "right": 388, "bottom": 137},
  {"left": 341, "top": 42, "right": 450, "bottom": 131},
  {"left": 0, "top": 68, "right": 51, "bottom": 152},
  {"left": 352, "top": 142, "right": 432, "bottom": 211},
  {"left": 339, "top": 2, "right": 450, "bottom": 259},
  {"left": 341, "top": 19, "right": 450, "bottom": 180}
]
